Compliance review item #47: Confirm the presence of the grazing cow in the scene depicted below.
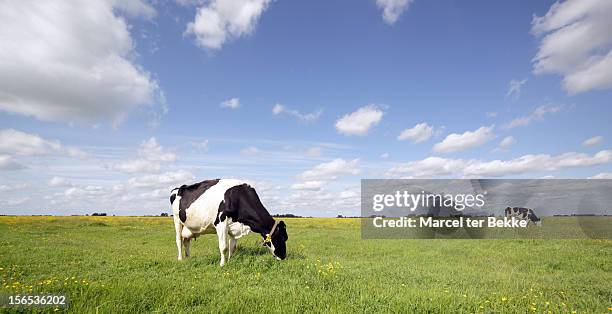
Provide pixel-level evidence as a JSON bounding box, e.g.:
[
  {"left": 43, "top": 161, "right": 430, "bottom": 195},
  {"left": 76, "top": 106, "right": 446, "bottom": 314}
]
[
  {"left": 170, "top": 179, "right": 288, "bottom": 266},
  {"left": 504, "top": 207, "right": 541, "bottom": 226}
]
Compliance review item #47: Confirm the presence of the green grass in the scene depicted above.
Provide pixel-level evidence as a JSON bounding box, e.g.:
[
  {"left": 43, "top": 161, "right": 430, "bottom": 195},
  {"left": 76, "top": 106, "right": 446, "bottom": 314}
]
[{"left": 0, "top": 216, "right": 610, "bottom": 313}]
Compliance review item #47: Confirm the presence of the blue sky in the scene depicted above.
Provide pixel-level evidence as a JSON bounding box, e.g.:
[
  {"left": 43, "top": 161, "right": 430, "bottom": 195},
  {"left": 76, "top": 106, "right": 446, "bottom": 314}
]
[{"left": 0, "top": 0, "right": 611, "bottom": 216}]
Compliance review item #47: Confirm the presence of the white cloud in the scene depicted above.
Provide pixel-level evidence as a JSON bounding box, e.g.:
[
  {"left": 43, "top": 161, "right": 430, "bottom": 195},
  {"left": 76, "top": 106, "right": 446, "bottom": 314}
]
[
  {"left": 112, "top": 137, "right": 176, "bottom": 173},
  {"left": 492, "top": 136, "right": 516, "bottom": 153},
  {"left": 0, "top": 1, "right": 164, "bottom": 127},
  {"left": 48, "top": 177, "right": 72, "bottom": 187},
  {"left": 298, "top": 158, "right": 360, "bottom": 181},
  {"left": 66, "top": 147, "right": 88, "bottom": 159},
  {"left": 397, "top": 122, "right": 434, "bottom": 143},
  {"left": 112, "top": 159, "right": 161, "bottom": 173},
  {"left": 506, "top": 79, "right": 527, "bottom": 99},
  {"left": 503, "top": 105, "right": 565, "bottom": 129},
  {"left": 387, "top": 157, "right": 467, "bottom": 178},
  {"left": 64, "top": 186, "right": 106, "bottom": 198},
  {"left": 291, "top": 180, "right": 325, "bottom": 191},
  {"left": 498, "top": 136, "right": 517, "bottom": 150},
  {"left": 272, "top": 103, "right": 284, "bottom": 114},
  {"left": 531, "top": 0, "right": 612, "bottom": 94},
  {"left": 589, "top": 172, "right": 612, "bottom": 179},
  {"left": 285, "top": 187, "right": 360, "bottom": 214},
  {"left": 338, "top": 190, "right": 358, "bottom": 199},
  {"left": 272, "top": 103, "right": 322, "bottom": 123},
  {"left": 191, "top": 139, "right": 209, "bottom": 150},
  {"left": 241, "top": 146, "right": 260, "bottom": 156},
  {"left": 583, "top": 135, "right": 603, "bottom": 146},
  {"left": 380, "top": 153, "right": 390, "bottom": 159},
  {"left": 0, "top": 155, "right": 25, "bottom": 171},
  {"left": 136, "top": 188, "right": 169, "bottom": 200},
  {"left": 335, "top": 105, "right": 384, "bottom": 136},
  {"left": 388, "top": 149, "right": 612, "bottom": 178},
  {"left": 127, "top": 170, "right": 195, "bottom": 188},
  {"left": 486, "top": 112, "right": 498, "bottom": 118},
  {"left": 0, "top": 183, "right": 28, "bottom": 192},
  {"left": 220, "top": 97, "right": 241, "bottom": 109},
  {"left": 0, "top": 129, "right": 87, "bottom": 159},
  {"left": 305, "top": 147, "right": 322, "bottom": 157},
  {"left": 138, "top": 137, "right": 176, "bottom": 162},
  {"left": 376, "top": 0, "right": 413, "bottom": 25},
  {"left": 6, "top": 197, "right": 30, "bottom": 206},
  {"left": 185, "top": 0, "right": 271, "bottom": 50},
  {"left": 0, "top": 129, "right": 60, "bottom": 156},
  {"left": 432, "top": 125, "right": 495, "bottom": 153},
  {"left": 176, "top": 0, "right": 205, "bottom": 6},
  {"left": 465, "top": 150, "right": 612, "bottom": 177}
]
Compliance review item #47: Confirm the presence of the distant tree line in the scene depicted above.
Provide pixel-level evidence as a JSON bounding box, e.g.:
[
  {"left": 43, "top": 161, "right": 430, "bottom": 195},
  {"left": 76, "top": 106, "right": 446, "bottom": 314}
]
[{"left": 272, "top": 213, "right": 308, "bottom": 218}]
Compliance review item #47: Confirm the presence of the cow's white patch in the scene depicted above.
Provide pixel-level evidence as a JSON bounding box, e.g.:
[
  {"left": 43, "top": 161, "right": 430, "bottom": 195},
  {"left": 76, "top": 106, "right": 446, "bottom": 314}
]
[
  {"left": 182, "top": 179, "right": 245, "bottom": 232},
  {"left": 228, "top": 220, "right": 251, "bottom": 239},
  {"left": 268, "top": 241, "right": 276, "bottom": 255},
  {"left": 265, "top": 241, "right": 282, "bottom": 260},
  {"left": 181, "top": 226, "right": 194, "bottom": 239}
]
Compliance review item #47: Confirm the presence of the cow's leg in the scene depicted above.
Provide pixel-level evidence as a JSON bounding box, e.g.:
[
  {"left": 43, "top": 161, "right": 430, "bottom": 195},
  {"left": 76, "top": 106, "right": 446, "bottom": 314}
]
[
  {"left": 183, "top": 238, "right": 191, "bottom": 258},
  {"left": 174, "top": 218, "right": 184, "bottom": 261},
  {"left": 228, "top": 237, "right": 237, "bottom": 260},
  {"left": 216, "top": 223, "right": 229, "bottom": 267}
]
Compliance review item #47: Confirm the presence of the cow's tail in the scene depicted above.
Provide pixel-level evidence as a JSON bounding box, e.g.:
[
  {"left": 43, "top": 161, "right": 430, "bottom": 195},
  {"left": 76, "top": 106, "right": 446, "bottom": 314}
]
[
  {"left": 170, "top": 188, "right": 180, "bottom": 216},
  {"left": 170, "top": 188, "right": 184, "bottom": 237}
]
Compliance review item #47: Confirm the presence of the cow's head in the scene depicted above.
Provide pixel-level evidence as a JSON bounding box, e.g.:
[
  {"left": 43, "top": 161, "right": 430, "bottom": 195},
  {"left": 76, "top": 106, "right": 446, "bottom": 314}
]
[
  {"left": 528, "top": 209, "right": 542, "bottom": 226},
  {"left": 263, "top": 221, "right": 288, "bottom": 260}
]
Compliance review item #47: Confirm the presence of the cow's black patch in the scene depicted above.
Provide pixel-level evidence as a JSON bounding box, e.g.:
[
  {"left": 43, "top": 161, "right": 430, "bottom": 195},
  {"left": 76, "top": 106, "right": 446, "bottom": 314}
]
[
  {"left": 222, "top": 184, "right": 275, "bottom": 234},
  {"left": 176, "top": 179, "right": 220, "bottom": 223},
  {"left": 179, "top": 207, "right": 187, "bottom": 223},
  {"left": 527, "top": 210, "right": 540, "bottom": 223},
  {"left": 222, "top": 184, "right": 288, "bottom": 259},
  {"left": 170, "top": 194, "right": 176, "bottom": 205},
  {"left": 214, "top": 201, "right": 226, "bottom": 226}
]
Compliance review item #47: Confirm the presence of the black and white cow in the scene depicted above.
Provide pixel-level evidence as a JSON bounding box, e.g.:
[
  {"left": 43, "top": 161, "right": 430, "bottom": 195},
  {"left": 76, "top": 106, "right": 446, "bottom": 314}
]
[
  {"left": 504, "top": 207, "right": 541, "bottom": 226},
  {"left": 170, "top": 179, "right": 288, "bottom": 266}
]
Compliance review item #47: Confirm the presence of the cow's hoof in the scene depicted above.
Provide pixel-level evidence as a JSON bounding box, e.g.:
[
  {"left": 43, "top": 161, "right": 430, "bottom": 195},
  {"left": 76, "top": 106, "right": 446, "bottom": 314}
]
[{"left": 178, "top": 257, "right": 183, "bottom": 261}]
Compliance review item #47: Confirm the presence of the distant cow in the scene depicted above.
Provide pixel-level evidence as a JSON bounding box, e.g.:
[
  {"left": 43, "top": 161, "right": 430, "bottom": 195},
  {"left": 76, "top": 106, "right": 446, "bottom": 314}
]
[
  {"left": 170, "top": 179, "right": 288, "bottom": 266},
  {"left": 504, "top": 207, "right": 541, "bottom": 226}
]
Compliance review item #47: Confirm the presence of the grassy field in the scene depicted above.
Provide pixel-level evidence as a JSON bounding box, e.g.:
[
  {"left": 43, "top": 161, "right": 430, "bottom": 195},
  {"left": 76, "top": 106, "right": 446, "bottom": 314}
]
[{"left": 0, "top": 216, "right": 610, "bottom": 313}]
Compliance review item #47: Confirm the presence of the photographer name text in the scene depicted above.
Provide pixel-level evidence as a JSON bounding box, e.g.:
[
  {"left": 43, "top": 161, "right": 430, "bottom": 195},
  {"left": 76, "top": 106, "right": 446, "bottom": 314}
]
[{"left": 372, "top": 216, "right": 529, "bottom": 228}]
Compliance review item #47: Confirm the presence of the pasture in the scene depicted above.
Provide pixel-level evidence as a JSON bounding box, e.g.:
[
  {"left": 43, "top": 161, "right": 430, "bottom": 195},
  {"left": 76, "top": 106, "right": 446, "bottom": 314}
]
[{"left": 0, "top": 216, "right": 610, "bottom": 313}]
